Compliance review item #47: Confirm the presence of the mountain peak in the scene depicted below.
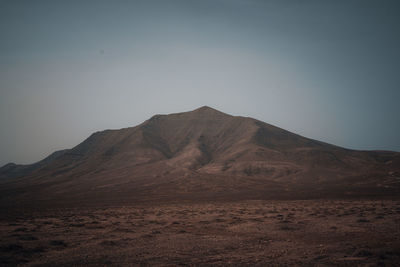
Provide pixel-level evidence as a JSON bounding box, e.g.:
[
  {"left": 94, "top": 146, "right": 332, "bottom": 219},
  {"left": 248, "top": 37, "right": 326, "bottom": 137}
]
[
  {"left": 196, "top": 105, "right": 214, "bottom": 111},
  {"left": 147, "top": 106, "right": 228, "bottom": 123},
  {"left": 193, "top": 106, "right": 217, "bottom": 112},
  {"left": 190, "top": 106, "right": 227, "bottom": 116}
]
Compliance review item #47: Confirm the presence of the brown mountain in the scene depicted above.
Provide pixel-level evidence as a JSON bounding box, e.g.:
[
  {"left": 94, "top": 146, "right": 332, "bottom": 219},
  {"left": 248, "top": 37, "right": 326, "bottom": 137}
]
[{"left": 1, "top": 106, "right": 399, "bottom": 208}]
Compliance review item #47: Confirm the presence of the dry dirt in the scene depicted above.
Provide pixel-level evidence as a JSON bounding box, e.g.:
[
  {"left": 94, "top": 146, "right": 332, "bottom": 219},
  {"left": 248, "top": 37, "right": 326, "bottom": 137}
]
[{"left": 1, "top": 200, "right": 400, "bottom": 266}]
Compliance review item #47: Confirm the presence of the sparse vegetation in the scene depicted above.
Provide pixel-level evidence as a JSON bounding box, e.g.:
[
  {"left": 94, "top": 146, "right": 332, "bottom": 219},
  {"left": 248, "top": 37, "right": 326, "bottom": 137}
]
[{"left": 0, "top": 200, "right": 399, "bottom": 265}]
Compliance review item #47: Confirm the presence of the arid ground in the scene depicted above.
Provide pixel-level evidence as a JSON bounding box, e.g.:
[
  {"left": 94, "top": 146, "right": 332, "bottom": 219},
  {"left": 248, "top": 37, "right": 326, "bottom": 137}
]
[
  {"left": 1, "top": 107, "right": 400, "bottom": 266},
  {"left": 1, "top": 200, "right": 400, "bottom": 266}
]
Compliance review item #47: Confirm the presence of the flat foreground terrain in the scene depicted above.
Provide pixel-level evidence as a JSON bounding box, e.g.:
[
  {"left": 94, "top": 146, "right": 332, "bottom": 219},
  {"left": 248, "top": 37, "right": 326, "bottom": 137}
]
[{"left": 1, "top": 200, "right": 400, "bottom": 266}]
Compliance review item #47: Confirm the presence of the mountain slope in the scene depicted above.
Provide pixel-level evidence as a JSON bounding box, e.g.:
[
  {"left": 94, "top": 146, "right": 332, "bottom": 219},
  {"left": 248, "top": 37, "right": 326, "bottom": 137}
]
[
  {"left": 0, "top": 149, "right": 69, "bottom": 180},
  {"left": 1, "top": 106, "right": 399, "bottom": 207}
]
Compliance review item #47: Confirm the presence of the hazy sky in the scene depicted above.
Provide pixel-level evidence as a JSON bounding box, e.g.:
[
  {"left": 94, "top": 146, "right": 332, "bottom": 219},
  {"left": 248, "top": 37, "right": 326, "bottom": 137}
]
[{"left": 1, "top": 0, "right": 399, "bottom": 166}]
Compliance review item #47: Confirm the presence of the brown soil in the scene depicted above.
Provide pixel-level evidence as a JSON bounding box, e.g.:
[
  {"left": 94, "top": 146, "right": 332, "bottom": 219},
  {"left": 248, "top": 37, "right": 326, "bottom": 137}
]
[{"left": 1, "top": 200, "right": 400, "bottom": 266}]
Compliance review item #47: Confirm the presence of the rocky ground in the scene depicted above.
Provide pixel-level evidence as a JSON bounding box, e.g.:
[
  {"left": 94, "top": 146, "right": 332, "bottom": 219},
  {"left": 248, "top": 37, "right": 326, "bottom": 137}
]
[{"left": 1, "top": 200, "right": 400, "bottom": 266}]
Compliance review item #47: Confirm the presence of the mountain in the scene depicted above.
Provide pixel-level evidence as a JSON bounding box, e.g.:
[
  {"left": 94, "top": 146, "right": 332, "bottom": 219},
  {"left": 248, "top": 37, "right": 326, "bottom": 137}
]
[{"left": 1, "top": 106, "right": 399, "bottom": 208}]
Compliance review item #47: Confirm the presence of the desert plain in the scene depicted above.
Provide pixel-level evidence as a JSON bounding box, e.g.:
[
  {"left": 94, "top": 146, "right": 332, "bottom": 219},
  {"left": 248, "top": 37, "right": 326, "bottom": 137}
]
[{"left": 1, "top": 199, "right": 400, "bottom": 266}]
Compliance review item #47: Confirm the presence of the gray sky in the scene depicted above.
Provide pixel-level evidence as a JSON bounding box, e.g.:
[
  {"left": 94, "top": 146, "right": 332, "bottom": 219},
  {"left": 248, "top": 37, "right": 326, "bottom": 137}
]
[{"left": 1, "top": 0, "right": 399, "bottom": 166}]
